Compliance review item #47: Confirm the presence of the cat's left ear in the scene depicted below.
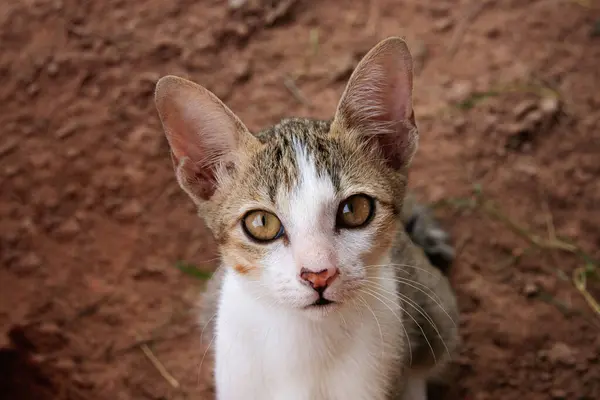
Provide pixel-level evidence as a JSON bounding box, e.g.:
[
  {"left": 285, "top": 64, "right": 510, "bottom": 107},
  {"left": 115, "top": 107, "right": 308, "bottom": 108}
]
[{"left": 332, "top": 37, "right": 417, "bottom": 170}]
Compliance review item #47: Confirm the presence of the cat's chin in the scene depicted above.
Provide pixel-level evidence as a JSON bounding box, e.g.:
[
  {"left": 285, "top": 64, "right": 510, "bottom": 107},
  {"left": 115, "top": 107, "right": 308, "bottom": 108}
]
[{"left": 301, "top": 300, "right": 340, "bottom": 320}]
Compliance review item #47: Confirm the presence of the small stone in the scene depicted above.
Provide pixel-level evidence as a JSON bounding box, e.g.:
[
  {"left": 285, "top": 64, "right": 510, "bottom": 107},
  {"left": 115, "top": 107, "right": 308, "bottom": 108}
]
[
  {"left": 228, "top": 0, "right": 246, "bottom": 9},
  {"left": 551, "top": 389, "right": 566, "bottom": 399},
  {"left": 27, "top": 83, "right": 39, "bottom": 97},
  {"left": 433, "top": 18, "right": 453, "bottom": 32},
  {"left": 513, "top": 100, "right": 537, "bottom": 119},
  {"left": 65, "top": 147, "right": 82, "bottom": 159},
  {"left": 71, "top": 374, "right": 94, "bottom": 389},
  {"left": 0, "top": 138, "right": 18, "bottom": 157},
  {"left": 55, "top": 121, "right": 80, "bottom": 139},
  {"left": 3, "top": 164, "right": 21, "bottom": 177},
  {"left": 448, "top": 80, "right": 473, "bottom": 104},
  {"left": 46, "top": 62, "right": 59, "bottom": 76},
  {"left": 36, "top": 322, "right": 62, "bottom": 335},
  {"left": 546, "top": 342, "right": 576, "bottom": 366},
  {"left": 428, "top": 4, "right": 450, "bottom": 17},
  {"left": 233, "top": 59, "right": 252, "bottom": 83},
  {"left": 523, "top": 282, "right": 539, "bottom": 297},
  {"left": 116, "top": 200, "right": 142, "bottom": 221},
  {"left": 504, "top": 122, "right": 528, "bottom": 135},
  {"left": 54, "top": 358, "right": 76, "bottom": 372},
  {"left": 539, "top": 96, "right": 560, "bottom": 116},
  {"left": 453, "top": 115, "right": 467, "bottom": 132},
  {"left": 19, "top": 253, "right": 42, "bottom": 272},
  {"left": 524, "top": 110, "right": 544, "bottom": 126},
  {"left": 55, "top": 219, "right": 81, "bottom": 238}
]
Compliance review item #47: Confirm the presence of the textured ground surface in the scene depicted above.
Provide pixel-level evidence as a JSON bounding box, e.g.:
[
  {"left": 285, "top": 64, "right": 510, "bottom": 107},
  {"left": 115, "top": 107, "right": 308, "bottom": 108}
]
[{"left": 1, "top": 0, "right": 600, "bottom": 399}]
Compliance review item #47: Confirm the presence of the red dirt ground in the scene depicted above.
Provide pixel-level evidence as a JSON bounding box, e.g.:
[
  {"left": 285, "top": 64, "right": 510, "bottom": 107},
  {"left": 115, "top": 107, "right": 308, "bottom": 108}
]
[{"left": 1, "top": 0, "right": 600, "bottom": 399}]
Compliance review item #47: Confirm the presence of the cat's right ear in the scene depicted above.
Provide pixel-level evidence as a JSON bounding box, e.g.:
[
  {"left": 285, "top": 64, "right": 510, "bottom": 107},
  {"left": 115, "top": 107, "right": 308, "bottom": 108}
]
[
  {"left": 155, "top": 76, "right": 255, "bottom": 202},
  {"left": 332, "top": 37, "right": 417, "bottom": 171}
]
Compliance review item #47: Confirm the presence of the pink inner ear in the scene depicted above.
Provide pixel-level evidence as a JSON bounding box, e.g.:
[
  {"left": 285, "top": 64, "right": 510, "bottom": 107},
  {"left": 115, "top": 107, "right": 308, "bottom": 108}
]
[
  {"left": 156, "top": 76, "right": 250, "bottom": 200},
  {"left": 335, "top": 38, "right": 417, "bottom": 170}
]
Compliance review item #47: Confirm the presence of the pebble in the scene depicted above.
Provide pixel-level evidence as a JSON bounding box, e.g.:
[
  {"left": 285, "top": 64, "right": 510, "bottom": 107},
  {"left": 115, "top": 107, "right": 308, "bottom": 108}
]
[
  {"left": 513, "top": 99, "right": 537, "bottom": 119},
  {"left": 36, "top": 321, "right": 62, "bottom": 335},
  {"left": 18, "top": 253, "right": 42, "bottom": 273},
  {"left": 46, "top": 61, "right": 59, "bottom": 76},
  {"left": 233, "top": 59, "right": 252, "bottom": 83},
  {"left": 539, "top": 96, "right": 560, "bottom": 116},
  {"left": 546, "top": 342, "right": 577, "bottom": 366},
  {"left": 116, "top": 200, "right": 143, "bottom": 221},
  {"left": 0, "top": 138, "right": 18, "bottom": 157},
  {"left": 524, "top": 110, "right": 544, "bottom": 127},
  {"left": 228, "top": 0, "right": 246, "bottom": 9},
  {"left": 448, "top": 80, "right": 473, "bottom": 104},
  {"left": 523, "top": 282, "right": 539, "bottom": 297},
  {"left": 55, "top": 121, "right": 80, "bottom": 140},
  {"left": 453, "top": 115, "right": 467, "bottom": 132},
  {"left": 54, "top": 357, "right": 76, "bottom": 372},
  {"left": 433, "top": 18, "right": 453, "bottom": 32},
  {"left": 55, "top": 218, "right": 81, "bottom": 238}
]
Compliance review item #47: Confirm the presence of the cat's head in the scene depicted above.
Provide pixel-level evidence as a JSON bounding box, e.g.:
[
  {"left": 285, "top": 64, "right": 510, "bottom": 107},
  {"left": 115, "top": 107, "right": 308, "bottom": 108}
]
[{"left": 155, "top": 37, "right": 417, "bottom": 318}]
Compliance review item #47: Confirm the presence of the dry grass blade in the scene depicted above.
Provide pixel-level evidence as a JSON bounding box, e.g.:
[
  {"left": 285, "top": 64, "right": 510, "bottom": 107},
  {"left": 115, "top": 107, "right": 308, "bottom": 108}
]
[
  {"left": 283, "top": 74, "right": 312, "bottom": 107},
  {"left": 481, "top": 201, "right": 577, "bottom": 253},
  {"left": 140, "top": 343, "right": 180, "bottom": 389},
  {"left": 434, "top": 190, "right": 599, "bottom": 322},
  {"left": 573, "top": 267, "right": 600, "bottom": 319}
]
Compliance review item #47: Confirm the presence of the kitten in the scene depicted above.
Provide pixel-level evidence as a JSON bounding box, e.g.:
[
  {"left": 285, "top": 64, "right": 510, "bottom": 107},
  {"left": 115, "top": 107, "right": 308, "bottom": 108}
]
[{"left": 155, "top": 37, "right": 459, "bottom": 400}]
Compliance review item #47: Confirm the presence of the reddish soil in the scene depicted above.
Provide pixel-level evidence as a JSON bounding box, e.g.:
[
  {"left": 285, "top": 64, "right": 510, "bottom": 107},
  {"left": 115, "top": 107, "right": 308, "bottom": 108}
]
[{"left": 1, "top": 0, "right": 600, "bottom": 399}]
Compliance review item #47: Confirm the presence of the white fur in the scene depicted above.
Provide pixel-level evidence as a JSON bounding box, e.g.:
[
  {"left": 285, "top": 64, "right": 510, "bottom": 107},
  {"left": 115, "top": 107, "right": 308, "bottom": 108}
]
[{"left": 212, "top": 142, "right": 407, "bottom": 399}]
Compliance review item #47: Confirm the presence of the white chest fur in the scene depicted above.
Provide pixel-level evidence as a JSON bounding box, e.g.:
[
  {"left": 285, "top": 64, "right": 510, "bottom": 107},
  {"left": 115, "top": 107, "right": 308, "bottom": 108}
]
[{"left": 213, "top": 269, "right": 405, "bottom": 400}]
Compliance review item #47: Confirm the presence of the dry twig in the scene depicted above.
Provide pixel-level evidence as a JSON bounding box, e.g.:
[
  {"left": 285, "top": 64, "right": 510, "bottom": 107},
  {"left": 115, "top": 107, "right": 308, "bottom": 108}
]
[
  {"left": 573, "top": 267, "right": 600, "bottom": 319},
  {"left": 283, "top": 74, "right": 312, "bottom": 107},
  {"left": 140, "top": 343, "right": 180, "bottom": 389}
]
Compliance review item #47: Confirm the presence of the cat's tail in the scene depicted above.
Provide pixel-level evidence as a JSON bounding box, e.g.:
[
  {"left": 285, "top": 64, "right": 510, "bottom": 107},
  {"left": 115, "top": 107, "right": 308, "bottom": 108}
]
[{"left": 401, "top": 193, "right": 455, "bottom": 275}]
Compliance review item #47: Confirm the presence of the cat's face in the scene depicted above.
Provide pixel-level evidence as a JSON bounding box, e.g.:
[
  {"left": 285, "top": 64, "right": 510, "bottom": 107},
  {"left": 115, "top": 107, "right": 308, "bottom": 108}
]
[
  {"left": 155, "top": 37, "right": 417, "bottom": 318},
  {"left": 211, "top": 119, "right": 403, "bottom": 317}
]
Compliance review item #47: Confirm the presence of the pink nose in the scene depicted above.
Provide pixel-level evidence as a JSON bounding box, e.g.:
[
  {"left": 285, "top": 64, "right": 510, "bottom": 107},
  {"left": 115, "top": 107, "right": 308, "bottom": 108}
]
[{"left": 300, "top": 267, "right": 339, "bottom": 291}]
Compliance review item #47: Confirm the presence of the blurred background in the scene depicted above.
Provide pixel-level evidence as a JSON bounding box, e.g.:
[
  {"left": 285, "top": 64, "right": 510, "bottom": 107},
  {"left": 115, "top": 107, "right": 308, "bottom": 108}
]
[{"left": 1, "top": 0, "right": 599, "bottom": 399}]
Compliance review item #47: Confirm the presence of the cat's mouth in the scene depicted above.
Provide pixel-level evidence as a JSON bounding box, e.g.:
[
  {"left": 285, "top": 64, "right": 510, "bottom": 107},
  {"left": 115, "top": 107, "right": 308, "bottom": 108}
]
[{"left": 306, "top": 297, "right": 335, "bottom": 308}]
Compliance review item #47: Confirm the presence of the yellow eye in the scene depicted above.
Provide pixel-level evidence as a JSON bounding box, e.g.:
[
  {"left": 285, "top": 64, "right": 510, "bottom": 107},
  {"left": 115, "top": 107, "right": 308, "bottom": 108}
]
[
  {"left": 337, "top": 194, "right": 375, "bottom": 229},
  {"left": 242, "top": 210, "right": 284, "bottom": 242}
]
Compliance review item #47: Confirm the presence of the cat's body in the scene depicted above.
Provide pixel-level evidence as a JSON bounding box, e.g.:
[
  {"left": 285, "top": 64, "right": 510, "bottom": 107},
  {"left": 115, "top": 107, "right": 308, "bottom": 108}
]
[
  {"left": 155, "top": 38, "right": 459, "bottom": 400},
  {"left": 204, "top": 214, "right": 457, "bottom": 400}
]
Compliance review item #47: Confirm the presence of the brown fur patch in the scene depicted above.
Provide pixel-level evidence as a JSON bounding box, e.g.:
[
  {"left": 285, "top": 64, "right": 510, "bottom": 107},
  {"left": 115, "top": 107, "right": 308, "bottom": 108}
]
[{"left": 233, "top": 264, "right": 256, "bottom": 275}]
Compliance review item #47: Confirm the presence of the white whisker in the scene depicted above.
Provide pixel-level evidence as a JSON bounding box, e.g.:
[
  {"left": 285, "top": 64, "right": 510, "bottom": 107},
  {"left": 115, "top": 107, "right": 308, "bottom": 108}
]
[
  {"left": 357, "top": 288, "right": 413, "bottom": 366},
  {"left": 365, "top": 280, "right": 452, "bottom": 360},
  {"left": 361, "top": 286, "right": 436, "bottom": 364},
  {"left": 356, "top": 294, "right": 385, "bottom": 359},
  {"left": 368, "top": 276, "right": 456, "bottom": 329}
]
